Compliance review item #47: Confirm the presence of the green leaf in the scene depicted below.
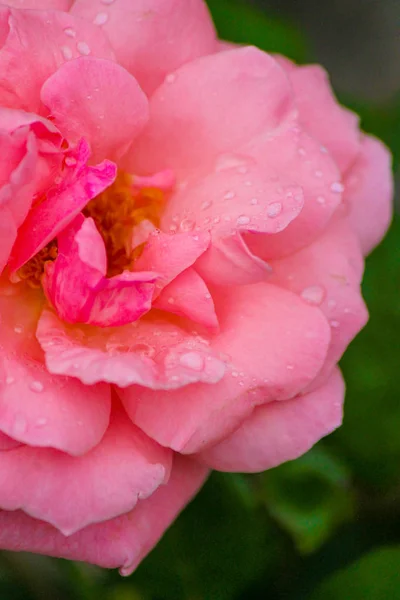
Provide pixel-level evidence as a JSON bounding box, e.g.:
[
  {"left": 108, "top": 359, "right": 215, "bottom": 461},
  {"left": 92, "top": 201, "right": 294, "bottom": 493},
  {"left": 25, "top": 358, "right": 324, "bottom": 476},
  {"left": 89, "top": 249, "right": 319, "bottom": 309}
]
[
  {"left": 259, "top": 447, "right": 354, "bottom": 553},
  {"left": 310, "top": 546, "right": 400, "bottom": 600}
]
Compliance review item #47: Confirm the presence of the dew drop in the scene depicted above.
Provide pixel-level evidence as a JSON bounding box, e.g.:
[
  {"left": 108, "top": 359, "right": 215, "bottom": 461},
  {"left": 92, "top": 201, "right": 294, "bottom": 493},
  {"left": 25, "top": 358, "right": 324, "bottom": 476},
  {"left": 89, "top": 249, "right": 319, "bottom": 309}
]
[
  {"left": 213, "top": 216, "right": 221, "bottom": 224},
  {"left": 30, "top": 381, "right": 44, "bottom": 393},
  {"left": 5, "top": 376, "right": 14, "bottom": 385},
  {"left": 165, "top": 73, "right": 176, "bottom": 84},
  {"left": 36, "top": 417, "right": 48, "bottom": 427},
  {"left": 205, "top": 292, "right": 211, "bottom": 300},
  {"left": 61, "top": 46, "right": 73, "bottom": 60},
  {"left": 267, "top": 202, "right": 282, "bottom": 217},
  {"left": 93, "top": 12, "right": 108, "bottom": 25},
  {"left": 77, "top": 41, "right": 91, "bottom": 55},
  {"left": 179, "top": 352, "right": 204, "bottom": 371},
  {"left": 237, "top": 215, "right": 250, "bottom": 226},
  {"left": 14, "top": 326, "right": 23, "bottom": 334},
  {"left": 301, "top": 285, "right": 325, "bottom": 306},
  {"left": 244, "top": 181, "right": 253, "bottom": 187},
  {"left": 180, "top": 218, "right": 195, "bottom": 232},
  {"left": 330, "top": 320, "right": 340, "bottom": 328},
  {"left": 231, "top": 371, "right": 239, "bottom": 377},
  {"left": 167, "top": 297, "right": 175, "bottom": 304},
  {"left": 201, "top": 200, "right": 212, "bottom": 211},
  {"left": 331, "top": 182, "right": 344, "bottom": 193},
  {"left": 65, "top": 156, "right": 77, "bottom": 166},
  {"left": 64, "top": 27, "right": 76, "bottom": 37},
  {"left": 314, "top": 170, "right": 323, "bottom": 178},
  {"left": 250, "top": 198, "right": 258, "bottom": 205},
  {"left": 298, "top": 147, "right": 306, "bottom": 156},
  {"left": 317, "top": 196, "right": 326, "bottom": 205},
  {"left": 223, "top": 191, "right": 235, "bottom": 200}
]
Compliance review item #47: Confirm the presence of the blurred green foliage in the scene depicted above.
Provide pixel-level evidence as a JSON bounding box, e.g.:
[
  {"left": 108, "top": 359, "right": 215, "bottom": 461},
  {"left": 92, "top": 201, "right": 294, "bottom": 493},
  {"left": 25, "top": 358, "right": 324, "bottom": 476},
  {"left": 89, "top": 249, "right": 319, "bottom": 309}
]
[{"left": 2, "top": 1, "right": 400, "bottom": 598}]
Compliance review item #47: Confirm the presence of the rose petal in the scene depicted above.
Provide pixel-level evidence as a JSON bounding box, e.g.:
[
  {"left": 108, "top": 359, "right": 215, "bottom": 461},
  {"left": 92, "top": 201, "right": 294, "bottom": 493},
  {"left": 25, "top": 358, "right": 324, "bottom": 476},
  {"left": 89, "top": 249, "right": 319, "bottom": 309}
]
[
  {"left": 37, "top": 309, "right": 226, "bottom": 389},
  {"left": 119, "top": 284, "right": 331, "bottom": 454},
  {"left": 0, "top": 278, "right": 111, "bottom": 456},
  {"left": 0, "top": 405, "right": 172, "bottom": 535},
  {"left": 128, "top": 47, "right": 295, "bottom": 178},
  {"left": 41, "top": 57, "right": 149, "bottom": 163},
  {"left": 0, "top": 455, "right": 207, "bottom": 573},
  {"left": 0, "top": 6, "right": 114, "bottom": 111},
  {"left": 9, "top": 139, "right": 117, "bottom": 273},
  {"left": 277, "top": 58, "right": 361, "bottom": 173},
  {"left": 154, "top": 268, "right": 219, "bottom": 329},
  {"left": 71, "top": 0, "right": 217, "bottom": 96},
  {"left": 345, "top": 134, "right": 393, "bottom": 255},
  {"left": 198, "top": 368, "right": 344, "bottom": 472}
]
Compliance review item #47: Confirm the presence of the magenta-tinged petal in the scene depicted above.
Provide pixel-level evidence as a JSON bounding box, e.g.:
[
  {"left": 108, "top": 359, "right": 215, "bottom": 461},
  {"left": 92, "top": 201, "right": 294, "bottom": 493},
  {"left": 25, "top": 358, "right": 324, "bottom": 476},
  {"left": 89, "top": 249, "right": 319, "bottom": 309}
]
[
  {"left": 9, "top": 139, "right": 117, "bottom": 273},
  {"left": 4, "top": 1, "right": 72, "bottom": 8},
  {"left": 71, "top": 0, "right": 217, "bottom": 96},
  {"left": 0, "top": 6, "right": 115, "bottom": 111},
  {"left": 269, "top": 216, "right": 368, "bottom": 376},
  {"left": 0, "top": 406, "right": 172, "bottom": 535},
  {"left": 118, "top": 284, "right": 331, "bottom": 454},
  {"left": 37, "top": 309, "right": 226, "bottom": 389},
  {"left": 0, "top": 278, "right": 111, "bottom": 456},
  {"left": 345, "top": 134, "right": 393, "bottom": 255},
  {"left": 134, "top": 229, "right": 210, "bottom": 296},
  {"left": 0, "top": 431, "right": 21, "bottom": 451},
  {"left": 43, "top": 216, "right": 156, "bottom": 327},
  {"left": 0, "top": 455, "right": 207, "bottom": 573},
  {"left": 41, "top": 57, "right": 149, "bottom": 163},
  {"left": 128, "top": 47, "right": 295, "bottom": 177},
  {"left": 277, "top": 58, "right": 361, "bottom": 173},
  {"left": 198, "top": 368, "right": 344, "bottom": 472},
  {"left": 154, "top": 268, "right": 219, "bottom": 329}
]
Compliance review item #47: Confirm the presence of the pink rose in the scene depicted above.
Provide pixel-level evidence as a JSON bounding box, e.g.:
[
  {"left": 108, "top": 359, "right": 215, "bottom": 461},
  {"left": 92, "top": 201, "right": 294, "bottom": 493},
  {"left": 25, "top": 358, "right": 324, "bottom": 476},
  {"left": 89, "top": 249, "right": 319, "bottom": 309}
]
[{"left": 0, "top": 0, "right": 393, "bottom": 574}]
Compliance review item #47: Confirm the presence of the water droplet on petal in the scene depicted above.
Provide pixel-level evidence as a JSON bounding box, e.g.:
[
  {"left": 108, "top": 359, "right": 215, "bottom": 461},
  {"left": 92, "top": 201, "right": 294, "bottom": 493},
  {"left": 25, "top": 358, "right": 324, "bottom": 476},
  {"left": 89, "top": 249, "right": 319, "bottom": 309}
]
[
  {"left": 77, "top": 41, "right": 91, "bottom": 55},
  {"left": 61, "top": 46, "right": 73, "bottom": 60},
  {"left": 180, "top": 218, "right": 195, "bottom": 232},
  {"left": 237, "top": 215, "right": 250, "bottom": 226},
  {"left": 301, "top": 285, "right": 325, "bottom": 306},
  {"left": 223, "top": 191, "right": 235, "bottom": 200},
  {"left": 330, "top": 320, "right": 340, "bottom": 328},
  {"left": 314, "top": 170, "right": 323, "bottom": 178},
  {"left": 65, "top": 156, "right": 77, "bottom": 166},
  {"left": 250, "top": 198, "right": 258, "bottom": 205},
  {"left": 30, "top": 381, "right": 44, "bottom": 393},
  {"left": 298, "top": 147, "right": 306, "bottom": 156},
  {"left": 179, "top": 352, "right": 204, "bottom": 371},
  {"left": 267, "top": 202, "right": 282, "bottom": 217},
  {"left": 165, "top": 73, "right": 176, "bottom": 84},
  {"left": 331, "top": 182, "right": 344, "bottom": 193},
  {"left": 231, "top": 371, "right": 239, "bottom": 377},
  {"left": 64, "top": 27, "right": 76, "bottom": 37},
  {"left": 36, "top": 417, "right": 47, "bottom": 427},
  {"left": 14, "top": 326, "right": 23, "bottom": 334},
  {"left": 93, "top": 12, "right": 108, "bottom": 25},
  {"left": 167, "top": 297, "right": 175, "bottom": 304},
  {"left": 5, "top": 376, "right": 14, "bottom": 385},
  {"left": 201, "top": 200, "right": 212, "bottom": 211},
  {"left": 317, "top": 196, "right": 326, "bottom": 205}
]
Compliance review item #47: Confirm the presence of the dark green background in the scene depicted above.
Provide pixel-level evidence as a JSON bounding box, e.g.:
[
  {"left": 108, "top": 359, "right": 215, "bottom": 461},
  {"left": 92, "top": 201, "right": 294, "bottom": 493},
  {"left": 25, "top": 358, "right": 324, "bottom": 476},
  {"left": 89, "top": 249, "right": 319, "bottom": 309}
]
[{"left": 2, "top": 1, "right": 399, "bottom": 598}]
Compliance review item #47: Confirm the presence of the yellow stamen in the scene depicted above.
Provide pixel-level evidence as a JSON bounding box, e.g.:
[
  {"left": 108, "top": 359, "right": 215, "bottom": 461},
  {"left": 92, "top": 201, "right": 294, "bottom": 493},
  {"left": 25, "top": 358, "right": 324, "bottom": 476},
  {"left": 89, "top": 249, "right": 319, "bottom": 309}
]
[{"left": 16, "top": 241, "right": 58, "bottom": 288}]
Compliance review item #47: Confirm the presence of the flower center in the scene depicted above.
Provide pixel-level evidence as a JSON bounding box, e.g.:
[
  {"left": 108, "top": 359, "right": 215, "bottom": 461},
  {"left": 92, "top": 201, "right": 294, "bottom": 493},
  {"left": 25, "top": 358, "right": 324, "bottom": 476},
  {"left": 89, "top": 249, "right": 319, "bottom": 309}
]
[
  {"left": 16, "top": 171, "right": 166, "bottom": 287},
  {"left": 83, "top": 172, "right": 165, "bottom": 277}
]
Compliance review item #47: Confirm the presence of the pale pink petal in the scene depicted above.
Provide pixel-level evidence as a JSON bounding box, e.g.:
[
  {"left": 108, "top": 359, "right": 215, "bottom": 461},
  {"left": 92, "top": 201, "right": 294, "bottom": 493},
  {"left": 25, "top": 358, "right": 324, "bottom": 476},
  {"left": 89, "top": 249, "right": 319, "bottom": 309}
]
[
  {"left": 71, "top": 0, "right": 217, "bottom": 96},
  {"left": 0, "top": 455, "right": 207, "bottom": 573},
  {"left": 127, "top": 47, "right": 295, "bottom": 177},
  {"left": 134, "top": 229, "right": 210, "bottom": 296},
  {"left": 198, "top": 368, "right": 344, "bottom": 472},
  {"left": 154, "top": 268, "right": 219, "bottom": 329},
  {"left": 269, "top": 216, "right": 368, "bottom": 376},
  {"left": 133, "top": 169, "right": 175, "bottom": 192},
  {"left": 0, "top": 278, "right": 111, "bottom": 456},
  {"left": 243, "top": 124, "right": 343, "bottom": 259},
  {"left": 9, "top": 139, "right": 117, "bottom": 273},
  {"left": 37, "top": 309, "right": 226, "bottom": 389},
  {"left": 41, "top": 57, "right": 149, "bottom": 163},
  {"left": 0, "top": 6, "right": 115, "bottom": 111},
  {"left": 0, "top": 406, "right": 172, "bottom": 535},
  {"left": 119, "top": 284, "right": 331, "bottom": 454},
  {"left": 277, "top": 58, "right": 361, "bottom": 173},
  {"left": 344, "top": 134, "right": 393, "bottom": 255},
  {"left": 43, "top": 216, "right": 156, "bottom": 327}
]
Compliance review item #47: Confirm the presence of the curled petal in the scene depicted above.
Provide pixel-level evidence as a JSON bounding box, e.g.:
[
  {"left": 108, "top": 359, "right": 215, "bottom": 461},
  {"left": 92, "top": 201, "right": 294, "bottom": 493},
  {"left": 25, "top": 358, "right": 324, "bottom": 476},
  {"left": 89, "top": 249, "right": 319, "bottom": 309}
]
[
  {"left": 0, "top": 406, "right": 172, "bottom": 535},
  {"left": 41, "top": 57, "right": 149, "bottom": 163},
  {"left": 198, "top": 368, "right": 344, "bottom": 472},
  {"left": 9, "top": 139, "right": 117, "bottom": 273},
  {"left": 119, "top": 284, "right": 331, "bottom": 454},
  {"left": 71, "top": 0, "right": 217, "bottom": 96},
  {"left": 0, "top": 455, "right": 207, "bottom": 573},
  {"left": 37, "top": 309, "right": 226, "bottom": 389},
  {"left": 344, "top": 134, "right": 393, "bottom": 255},
  {"left": 0, "top": 279, "right": 111, "bottom": 456},
  {"left": 0, "top": 6, "right": 114, "bottom": 111}
]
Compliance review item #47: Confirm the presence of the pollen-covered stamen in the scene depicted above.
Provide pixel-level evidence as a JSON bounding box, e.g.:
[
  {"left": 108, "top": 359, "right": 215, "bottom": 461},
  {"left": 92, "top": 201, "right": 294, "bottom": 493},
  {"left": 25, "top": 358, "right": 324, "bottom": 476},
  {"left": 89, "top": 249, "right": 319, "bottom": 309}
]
[
  {"left": 83, "top": 171, "right": 165, "bottom": 277},
  {"left": 16, "top": 241, "right": 58, "bottom": 288}
]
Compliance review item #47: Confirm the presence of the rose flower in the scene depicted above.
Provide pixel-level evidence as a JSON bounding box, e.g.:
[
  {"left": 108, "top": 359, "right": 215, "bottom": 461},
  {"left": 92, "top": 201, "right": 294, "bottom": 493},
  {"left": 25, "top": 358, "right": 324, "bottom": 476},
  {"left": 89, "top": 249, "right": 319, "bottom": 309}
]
[{"left": 0, "top": 0, "right": 393, "bottom": 574}]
